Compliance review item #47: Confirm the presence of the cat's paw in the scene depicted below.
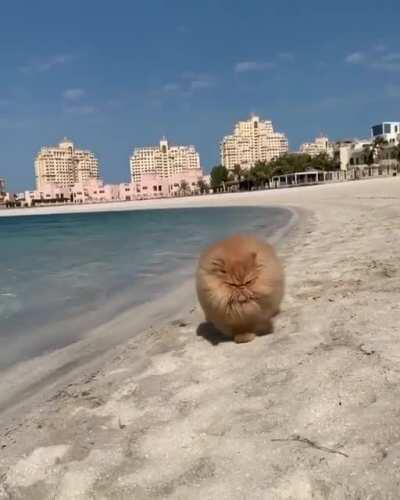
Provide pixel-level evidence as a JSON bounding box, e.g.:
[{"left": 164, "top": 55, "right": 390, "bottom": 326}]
[{"left": 234, "top": 333, "right": 256, "bottom": 343}]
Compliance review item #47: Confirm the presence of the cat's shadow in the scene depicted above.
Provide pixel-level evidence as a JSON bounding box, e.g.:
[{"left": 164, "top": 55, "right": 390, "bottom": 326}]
[
  {"left": 197, "top": 321, "right": 275, "bottom": 345},
  {"left": 196, "top": 322, "right": 231, "bottom": 346}
]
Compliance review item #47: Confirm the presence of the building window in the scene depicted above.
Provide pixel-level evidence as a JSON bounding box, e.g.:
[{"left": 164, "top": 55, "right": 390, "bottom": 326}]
[
  {"left": 384, "top": 124, "right": 391, "bottom": 134},
  {"left": 372, "top": 124, "right": 383, "bottom": 136}
]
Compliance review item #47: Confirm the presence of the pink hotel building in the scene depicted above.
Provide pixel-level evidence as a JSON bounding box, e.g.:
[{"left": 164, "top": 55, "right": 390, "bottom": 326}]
[
  {"left": 23, "top": 174, "right": 205, "bottom": 206},
  {"left": 25, "top": 138, "right": 206, "bottom": 206}
]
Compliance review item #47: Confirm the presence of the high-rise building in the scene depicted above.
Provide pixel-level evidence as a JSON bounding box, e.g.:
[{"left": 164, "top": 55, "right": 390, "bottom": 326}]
[
  {"left": 130, "top": 139, "right": 201, "bottom": 183},
  {"left": 371, "top": 122, "right": 400, "bottom": 144},
  {"left": 299, "top": 136, "right": 331, "bottom": 157},
  {"left": 220, "top": 115, "right": 288, "bottom": 170},
  {"left": 35, "top": 138, "right": 100, "bottom": 190}
]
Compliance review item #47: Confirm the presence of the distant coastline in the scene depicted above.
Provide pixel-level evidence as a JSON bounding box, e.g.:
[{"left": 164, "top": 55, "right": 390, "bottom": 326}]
[{"left": 0, "top": 173, "right": 393, "bottom": 218}]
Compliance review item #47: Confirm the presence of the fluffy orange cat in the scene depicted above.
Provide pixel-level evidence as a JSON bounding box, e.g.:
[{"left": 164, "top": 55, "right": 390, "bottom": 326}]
[{"left": 196, "top": 234, "right": 284, "bottom": 343}]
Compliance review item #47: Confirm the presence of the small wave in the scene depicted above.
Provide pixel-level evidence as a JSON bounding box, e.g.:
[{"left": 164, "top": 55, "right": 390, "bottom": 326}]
[{"left": 0, "top": 293, "right": 17, "bottom": 298}]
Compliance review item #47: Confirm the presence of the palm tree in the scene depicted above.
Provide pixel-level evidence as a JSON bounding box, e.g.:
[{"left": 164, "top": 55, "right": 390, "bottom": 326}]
[
  {"left": 363, "top": 144, "right": 374, "bottom": 166},
  {"left": 210, "top": 165, "right": 229, "bottom": 192},
  {"left": 393, "top": 144, "right": 400, "bottom": 162},
  {"left": 373, "top": 137, "right": 388, "bottom": 148},
  {"left": 196, "top": 178, "right": 209, "bottom": 194},
  {"left": 232, "top": 164, "right": 243, "bottom": 182},
  {"left": 179, "top": 180, "right": 190, "bottom": 196},
  {"left": 372, "top": 137, "right": 388, "bottom": 163}
]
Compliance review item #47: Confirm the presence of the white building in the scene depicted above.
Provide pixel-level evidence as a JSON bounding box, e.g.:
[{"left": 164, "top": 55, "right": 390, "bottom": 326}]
[
  {"left": 371, "top": 122, "right": 400, "bottom": 144},
  {"left": 0, "top": 177, "right": 6, "bottom": 204},
  {"left": 335, "top": 139, "right": 372, "bottom": 171},
  {"left": 130, "top": 138, "right": 202, "bottom": 183},
  {"left": 299, "top": 136, "right": 331, "bottom": 157},
  {"left": 35, "top": 138, "right": 100, "bottom": 190},
  {"left": 220, "top": 115, "right": 288, "bottom": 170}
]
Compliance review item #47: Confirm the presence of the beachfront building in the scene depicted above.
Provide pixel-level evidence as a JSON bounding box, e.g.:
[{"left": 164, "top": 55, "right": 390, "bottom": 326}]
[
  {"left": 371, "top": 122, "right": 400, "bottom": 145},
  {"left": 332, "top": 139, "right": 372, "bottom": 171},
  {"left": 130, "top": 138, "right": 202, "bottom": 185},
  {"left": 220, "top": 115, "right": 288, "bottom": 171},
  {"left": 272, "top": 170, "right": 347, "bottom": 188},
  {"left": 299, "top": 136, "right": 333, "bottom": 157},
  {"left": 135, "top": 169, "right": 205, "bottom": 199},
  {"left": 0, "top": 177, "right": 6, "bottom": 205},
  {"left": 21, "top": 180, "right": 121, "bottom": 206},
  {"left": 119, "top": 183, "right": 137, "bottom": 201},
  {"left": 35, "top": 138, "right": 100, "bottom": 190},
  {"left": 329, "top": 137, "right": 400, "bottom": 179},
  {"left": 71, "top": 179, "right": 119, "bottom": 204},
  {"left": 23, "top": 184, "right": 72, "bottom": 207}
]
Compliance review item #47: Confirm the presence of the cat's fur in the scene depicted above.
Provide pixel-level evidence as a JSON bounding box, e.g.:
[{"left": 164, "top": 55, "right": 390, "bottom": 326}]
[{"left": 196, "top": 234, "right": 284, "bottom": 343}]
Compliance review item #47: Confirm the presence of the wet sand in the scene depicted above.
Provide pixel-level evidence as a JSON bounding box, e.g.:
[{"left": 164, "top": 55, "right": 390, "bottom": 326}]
[{"left": 2, "top": 177, "right": 400, "bottom": 499}]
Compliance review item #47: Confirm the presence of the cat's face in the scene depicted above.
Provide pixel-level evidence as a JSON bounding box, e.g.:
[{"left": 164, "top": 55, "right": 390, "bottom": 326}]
[{"left": 212, "top": 251, "right": 258, "bottom": 287}]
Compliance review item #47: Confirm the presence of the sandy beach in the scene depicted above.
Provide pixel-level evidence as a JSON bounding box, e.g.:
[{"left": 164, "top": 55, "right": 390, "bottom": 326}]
[{"left": 2, "top": 177, "right": 400, "bottom": 499}]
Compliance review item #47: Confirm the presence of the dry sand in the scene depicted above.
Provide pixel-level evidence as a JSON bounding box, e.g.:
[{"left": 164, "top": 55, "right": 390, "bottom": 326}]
[{"left": 2, "top": 177, "right": 400, "bottom": 499}]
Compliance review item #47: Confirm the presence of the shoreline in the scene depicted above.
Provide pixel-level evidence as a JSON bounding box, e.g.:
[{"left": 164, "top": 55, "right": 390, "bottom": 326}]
[
  {"left": 0, "top": 204, "right": 296, "bottom": 421},
  {"left": 0, "top": 179, "right": 366, "bottom": 218},
  {"left": 2, "top": 177, "right": 400, "bottom": 498}
]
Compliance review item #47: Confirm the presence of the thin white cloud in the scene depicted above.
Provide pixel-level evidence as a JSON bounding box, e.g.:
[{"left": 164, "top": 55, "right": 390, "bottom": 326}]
[
  {"left": 188, "top": 74, "right": 215, "bottom": 90},
  {"left": 382, "top": 52, "right": 400, "bottom": 62},
  {"left": 162, "top": 83, "right": 181, "bottom": 93},
  {"left": 372, "top": 43, "right": 387, "bottom": 52},
  {"left": 371, "top": 61, "right": 400, "bottom": 72},
  {"left": 160, "top": 72, "right": 215, "bottom": 96},
  {"left": 385, "top": 83, "right": 400, "bottom": 98},
  {"left": 345, "top": 52, "right": 365, "bottom": 64},
  {"left": 63, "top": 88, "right": 85, "bottom": 101},
  {"left": 190, "top": 79, "right": 213, "bottom": 89},
  {"left": 278, "top": 52, "right": 294, "bottom": 61},
  {"left": 20, "top": 54, "right": 73, "bottom": 74},
  {"left": 346, "top": 47, "right": 400, "bottom": 72},
  {"left": 64, "top": 104, "right": 96, "bottom": 115},
  {"left": 234, "top": 61, "right": 275, "bottom": 73}
]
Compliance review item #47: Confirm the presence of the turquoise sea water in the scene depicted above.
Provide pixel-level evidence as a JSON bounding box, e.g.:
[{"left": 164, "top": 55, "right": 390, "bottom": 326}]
[{"left": 0, "top": 206, "right": 291, "bottom": 369}]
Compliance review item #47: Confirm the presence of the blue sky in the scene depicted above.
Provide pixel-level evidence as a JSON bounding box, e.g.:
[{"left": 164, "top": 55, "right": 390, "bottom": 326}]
[{"left": 1, "top": 0, "right": 400, "bottom": 191}]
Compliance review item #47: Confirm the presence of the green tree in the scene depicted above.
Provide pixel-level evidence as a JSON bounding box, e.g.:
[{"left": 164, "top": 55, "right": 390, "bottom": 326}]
[
  {"left": 310, "top": 152, "right": 339, "bottom": 171},
  {"left": 196, "top": 178, "right": 209, "bottom": 194},
  {"left": 232, "top": 164, "right": 244, "bottom": 181},
  {"left": 373, "top": 137, "right": 388, "bottom": 148},
  {"left": 210, "top": 165, "right": 229, "bottom": 191},
  {"left": 250, "top": 161, "right": 271, "bottom": 187},
  {"left": 269, "top": 153, "right": 310, "bottom": 176},
  {"left": 363, "top": 145, "right": 374, "bottom": 166},
  {"left": 372, "top": 137, "right": 388, "bottom": 163},
  {"left": 394, "top": 144, "right": 400, "bottom": 162},
  {"left": 179, "top": 180, "right": 190, "bottom": 196}
]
